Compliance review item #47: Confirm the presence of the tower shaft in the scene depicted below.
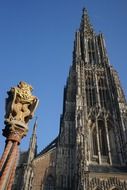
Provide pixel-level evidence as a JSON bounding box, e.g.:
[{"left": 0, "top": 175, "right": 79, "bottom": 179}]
[{"left": 56, "top": 9, "right": 127, "bottom": 190}]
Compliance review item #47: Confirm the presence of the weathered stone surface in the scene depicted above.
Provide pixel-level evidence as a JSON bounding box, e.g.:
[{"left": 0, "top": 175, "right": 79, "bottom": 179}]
[{"left": 32, "top": 148, "right": 56, "bottom": 190}]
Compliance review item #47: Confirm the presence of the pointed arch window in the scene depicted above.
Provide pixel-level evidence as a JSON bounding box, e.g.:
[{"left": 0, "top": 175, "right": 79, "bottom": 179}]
[
  {"left": 98, "top": 120, "right": 108, "bottom": 156},
  {"left": 43, "top": 175, "right": 55, "bottom": 190}
]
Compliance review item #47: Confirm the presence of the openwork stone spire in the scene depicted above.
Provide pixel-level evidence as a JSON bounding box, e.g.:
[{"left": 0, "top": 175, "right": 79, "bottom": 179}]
[
  {"left": 73, "top": 8, "right": 109, "bottom": 65},
  {"left": 80, "top": 8, "right": 94, "bottom": 38}
]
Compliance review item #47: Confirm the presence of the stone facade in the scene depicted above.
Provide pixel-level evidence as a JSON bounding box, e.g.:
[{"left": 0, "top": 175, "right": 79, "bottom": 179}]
[
  {"left": 32, "top": 145, "right": 56, "bottom": 190},
  {"left": 13, "top": 9, "right": 127, "bottom": 190}
]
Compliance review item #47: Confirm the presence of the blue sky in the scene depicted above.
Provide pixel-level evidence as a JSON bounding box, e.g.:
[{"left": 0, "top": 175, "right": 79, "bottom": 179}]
[{"left": 0, "top": 0, "right": 127, "bottom": 156}]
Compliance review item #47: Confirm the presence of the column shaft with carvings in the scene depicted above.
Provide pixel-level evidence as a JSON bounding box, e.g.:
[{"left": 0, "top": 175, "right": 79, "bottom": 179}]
[{"left": 0, "top": 81, "right": 39, "bottom": 190}]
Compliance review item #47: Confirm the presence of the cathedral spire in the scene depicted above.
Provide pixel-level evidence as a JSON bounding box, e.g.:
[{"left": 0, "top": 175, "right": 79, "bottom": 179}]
[
  {"left": 80, "top": 8, "right": 94, "bottom": 37},
  {"left": 20, "top": 118, "right": 38, "bottom": 190},
  {"left": 28, "top": 117, "right": 38, "bottom": 163},
  {"left": 32, "top": 116, "right": 38, "bottom": 136}
]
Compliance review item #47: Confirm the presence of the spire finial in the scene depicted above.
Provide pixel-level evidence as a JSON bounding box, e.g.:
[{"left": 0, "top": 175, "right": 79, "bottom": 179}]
[
  {"left": 80, "top": 8, "right": 94, "bottom": 37},
  {"left": 83, "top": 7, "right": 88, "bottom": 15}
]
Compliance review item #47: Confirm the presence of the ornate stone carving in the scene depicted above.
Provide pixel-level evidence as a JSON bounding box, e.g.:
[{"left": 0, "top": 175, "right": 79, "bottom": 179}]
[
  {"left": 89, "top": 177, "right": 126, "bottom": 190},
  {"left": 3, "top": 81, "right": 39, "bottom": 142}
]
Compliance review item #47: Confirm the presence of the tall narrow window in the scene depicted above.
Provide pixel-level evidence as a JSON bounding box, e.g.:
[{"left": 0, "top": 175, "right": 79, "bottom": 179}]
[
  {"left": 92, "top": 88, "right": 96, "bottom": 106},
  {"left": 92, "top": 127, "right": 98, "bottom": 156},
  {"left": 98, "top": 77, "right": 110, "bottom": 109},
  {"left": 85, "top": 76, "right": 96, "bottom": 108},
  {"left": 108, "top": 121, "right": 118, "bottom": 163},
  {"left": 88, "top": 39, "right": 96, "bottom": 64},
  {"left": 97, "top": 36, "right": 103, "bottom": 62},
  {"left": 98, "top": 120, "right": 108, "bottom": 156}
]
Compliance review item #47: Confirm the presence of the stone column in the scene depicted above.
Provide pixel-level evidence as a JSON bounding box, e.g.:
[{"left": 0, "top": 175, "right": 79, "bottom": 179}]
[
  {"left": 0, "top": 141, "right": 13, "bottom": 171},
  {"left": 6, "top": 146, "right": 19, "bottom": 190},
  {"left": 0, "top": 81, "right": 39, "bottom": 190},
  {"left": 0, "top": 142, "right": 18, "bottom": 190}
]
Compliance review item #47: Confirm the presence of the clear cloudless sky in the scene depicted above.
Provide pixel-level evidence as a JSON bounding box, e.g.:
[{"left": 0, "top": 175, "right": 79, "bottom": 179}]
[{"left": 0, "top": 0, "right": 127, "bottom": 156}]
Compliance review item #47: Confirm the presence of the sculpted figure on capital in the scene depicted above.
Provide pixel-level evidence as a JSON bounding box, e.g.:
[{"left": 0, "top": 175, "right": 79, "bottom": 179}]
[{"left": 5, "top": 81, "right": 39, "bottom": 125}]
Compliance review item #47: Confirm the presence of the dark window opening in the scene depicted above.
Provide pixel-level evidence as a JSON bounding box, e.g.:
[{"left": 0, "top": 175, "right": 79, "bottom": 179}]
[
  {"left": 98, "top": 120, "right": 108, "bottom": 156},
  {"left": 44, "top": 175, "right": 55, "bottom": 190},
  {"left": 92, "top": 127, "right": 98, "bottom": 156}
]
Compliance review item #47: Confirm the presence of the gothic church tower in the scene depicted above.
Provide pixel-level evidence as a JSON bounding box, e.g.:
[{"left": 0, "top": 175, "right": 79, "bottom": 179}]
[
  {"left": 13, "top": 8, "right": 127, "bottom": 190},
  {"left": 55, "top": 8, "right": 127, "bottom": 190}
]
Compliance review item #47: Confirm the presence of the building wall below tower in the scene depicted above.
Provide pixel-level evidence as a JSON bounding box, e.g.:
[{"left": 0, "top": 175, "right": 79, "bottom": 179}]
[{"left": 32, "top": 148, "right": 56, "bottom": 190}]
